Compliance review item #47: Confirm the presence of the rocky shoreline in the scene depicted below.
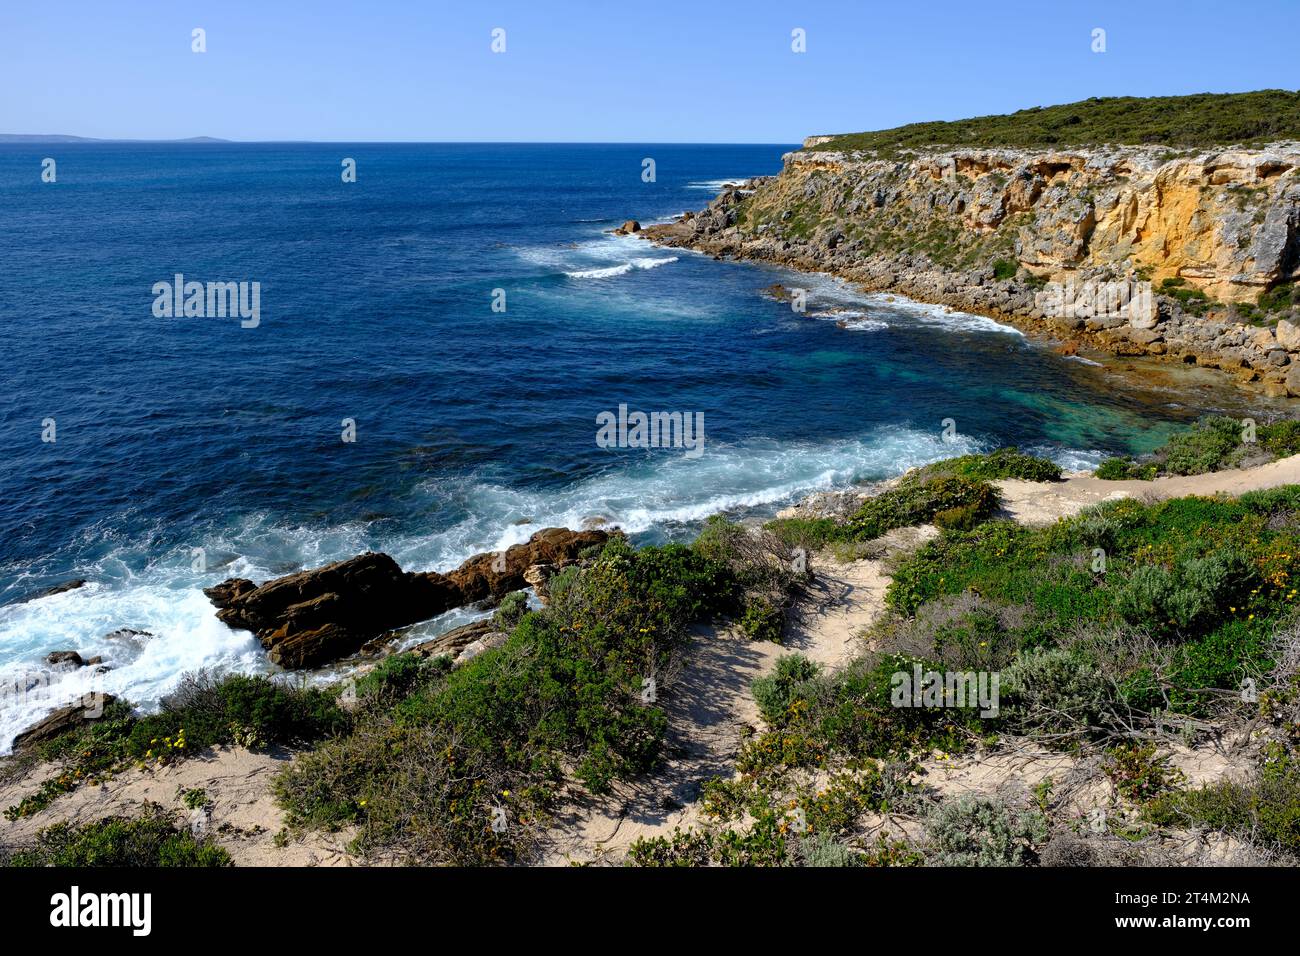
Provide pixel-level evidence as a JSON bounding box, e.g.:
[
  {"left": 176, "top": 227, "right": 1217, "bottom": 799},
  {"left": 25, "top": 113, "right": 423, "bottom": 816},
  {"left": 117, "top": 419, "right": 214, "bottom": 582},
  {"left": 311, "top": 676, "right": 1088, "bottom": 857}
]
[{"left": 637, "top": 140, "right": 1300, "bottom": 398}]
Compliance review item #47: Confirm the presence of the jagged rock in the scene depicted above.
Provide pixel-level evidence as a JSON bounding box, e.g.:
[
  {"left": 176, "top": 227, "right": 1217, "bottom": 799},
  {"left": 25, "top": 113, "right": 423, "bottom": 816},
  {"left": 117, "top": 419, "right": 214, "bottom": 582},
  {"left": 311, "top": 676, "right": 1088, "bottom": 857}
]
[
  {"left": 104, "top": 628, "right": 152, "bottom": 644},
  {"left": 1127, "top": 328, "right": 1164, "bottom": 346},
  {"left": 409, "top": 619, "right": 494, "bottom": 659},
  {"left": 523, "top": 563, "right": 554, "bottom": 603},
  {"left": 443, "top": 527, "right": 610, "bottom": 605},
  {"left": 13, "top": 695, "right": 119, "bottom": 751},
  {"left": 204, "top": 528, "right": 610, "bottom": 669},
  {"left": 204, "top": 552, "right": 464, "bottom": 669},
  {"left": 21, "top": 579, "right": 87, "bottom": 603},
  {"left": 203, "top": 579, "right": 255, "bottom": 607},
  {"left": 455, "top": 632, "right": 509, "bottom": 666},
  {"left": 1276, "top": 319, "right": 1300, "bottom": 350},
  {"left": 1285, "top": 364, "right": 1300, "bottom": 397},
  {"left": 612, "top": 219, "right": 641, "bottom": 235},
  {"left": 45, "top": 651, "right": 87, "bottom": 667}
]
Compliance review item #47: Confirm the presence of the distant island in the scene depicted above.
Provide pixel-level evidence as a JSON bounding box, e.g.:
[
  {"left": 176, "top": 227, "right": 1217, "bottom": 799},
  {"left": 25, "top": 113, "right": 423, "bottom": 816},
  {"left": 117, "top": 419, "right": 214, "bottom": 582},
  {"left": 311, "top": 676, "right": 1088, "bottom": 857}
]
[{"left": 0, "top": 134, "right": 231, "bottom": 144}]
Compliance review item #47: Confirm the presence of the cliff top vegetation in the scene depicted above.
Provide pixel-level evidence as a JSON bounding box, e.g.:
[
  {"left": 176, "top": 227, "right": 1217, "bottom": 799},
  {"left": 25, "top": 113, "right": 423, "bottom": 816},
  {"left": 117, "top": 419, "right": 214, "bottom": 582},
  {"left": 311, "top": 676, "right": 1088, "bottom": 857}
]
[{"left": 812, "top": 90, "right": 1300, "bottom": 153}]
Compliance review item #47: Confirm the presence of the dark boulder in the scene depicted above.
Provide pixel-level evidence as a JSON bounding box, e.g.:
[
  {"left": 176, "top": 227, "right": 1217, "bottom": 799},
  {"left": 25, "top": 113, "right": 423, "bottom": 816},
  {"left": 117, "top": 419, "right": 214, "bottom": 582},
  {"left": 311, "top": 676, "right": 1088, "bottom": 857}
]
[
  {"left": 45, "top": 651, "right": 87, "bottom": 667},
  {"left": 20, "top": 578, "right": 87, "bottom": 603}
]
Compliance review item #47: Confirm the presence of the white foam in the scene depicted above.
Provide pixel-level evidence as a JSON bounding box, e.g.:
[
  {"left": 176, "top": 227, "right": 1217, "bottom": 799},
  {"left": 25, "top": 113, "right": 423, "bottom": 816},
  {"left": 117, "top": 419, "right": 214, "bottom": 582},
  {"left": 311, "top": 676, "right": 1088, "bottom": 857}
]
[
  {"left": 809, "top": 309, "right": 889, "bottom": 332},
  {"left": 766, "top": 270, "right": 1023, "bottom": 337},
  {"left": 1026, "top": 444, "right": 1107, "bottom": 473},
  {"left": 0, "top": 586, "right": 266, "bottom": 753},
  {"left": 686, "top": 178, "right": 753, "bottom": 190},
  {"left": 566, "top": 263, "right": 634, "bottom": 279},
  {"left": 565, "top": 256, "right": 678, "bottom": 279},
  {"left": 858, "top": 293, "right": 1024, "bottom": 336}
]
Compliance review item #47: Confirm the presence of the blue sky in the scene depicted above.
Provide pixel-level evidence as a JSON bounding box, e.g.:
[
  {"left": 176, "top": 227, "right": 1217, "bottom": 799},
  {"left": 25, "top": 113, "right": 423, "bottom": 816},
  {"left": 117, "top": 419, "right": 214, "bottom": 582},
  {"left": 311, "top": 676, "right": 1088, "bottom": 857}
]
[{"left": 2, "top": 0, "right": 1296, "bottom": 142}]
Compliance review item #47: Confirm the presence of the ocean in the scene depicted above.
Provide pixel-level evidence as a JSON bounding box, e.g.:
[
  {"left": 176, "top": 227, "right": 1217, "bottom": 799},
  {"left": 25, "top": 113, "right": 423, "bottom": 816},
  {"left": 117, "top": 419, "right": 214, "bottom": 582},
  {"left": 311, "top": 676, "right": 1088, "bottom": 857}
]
[{"left": 0, "top": 141, "right": 1246, "bottom": 748}]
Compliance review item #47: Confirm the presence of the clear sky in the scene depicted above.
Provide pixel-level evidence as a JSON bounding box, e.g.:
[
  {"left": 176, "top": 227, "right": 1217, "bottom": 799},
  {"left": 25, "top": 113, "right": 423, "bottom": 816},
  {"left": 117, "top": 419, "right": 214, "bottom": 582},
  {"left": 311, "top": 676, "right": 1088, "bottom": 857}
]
[{"left": 2, "top": 0, "right": 1296, "bottom": 142}]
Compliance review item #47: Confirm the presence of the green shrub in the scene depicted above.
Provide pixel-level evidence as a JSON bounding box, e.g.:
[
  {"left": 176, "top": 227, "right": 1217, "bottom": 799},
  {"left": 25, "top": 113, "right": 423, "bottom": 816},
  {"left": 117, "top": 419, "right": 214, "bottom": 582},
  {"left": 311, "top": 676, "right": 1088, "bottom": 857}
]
[
  {"left": 1159, "top": 416, "right": 1242, "bottom": 475},
  {"left": 626, "top": 828, "right": 716, "bottom": 867},
  {"left": 747, "top": 653, "right": 978, "bottom": 768},
  {"left": 739, "top": 599, "right": 785, "bottom": 642},
  {"left": 2, "top": 803, "right": 231, "bottom": 867},
  {"left": 933, "top": 503, "right": 985, "bottom": 531},
  {"left": 928, "top": 599, "right": 1022, "bottom": 671},
  {"left": 352, "top": 652, "right": 432, "bottom": 706},
  {"left": 493, "top": 590, "right": 529, "bottom": 630},
  {"left": 126, "top": 672, "right": 349, "bottom": 762},
  {"left": 921, "top": 449, "right": 1061, "bottom": 483},
  {"left": 925, "top": 794, "right": 1048, "bottom": 866},
  {"left": 1260, "top": 419, "right": 1300, "bottom": 459},
  {"left": 1115, "top": 549, "right": 1256, "bottom": 638},
  {"left": 1104, "top": 743, "right": 1185, "bottom": 802},
  {"left": 695, "top": 516, "right": 803, "bottom": 641},
  {"left": 843, "top": 475, "right": 999, "bottom": 542},
  {"left": 763, "top": 516, "right": 840, "bottom": 551},
  {"left": 752, "top": 654, "right": 821, "bottom": 726},
  {"left": 1095, "top": 456, "right": 1158, "bottom": 480},
  {"left": 1000, "top": 648, "right": 1113, "bottom": 734},
  {"left": 1145, "top": 756, "right": 1300, "bottom": 852},
  {"left": 799, "top": 833, "right": 860, "bottom": 867},
  {"left": 1259, "top": 281, "right": 1300, "bottom": 314},
  {"left": 992, "top": 259, "right": 1018, "bottom": 281}
]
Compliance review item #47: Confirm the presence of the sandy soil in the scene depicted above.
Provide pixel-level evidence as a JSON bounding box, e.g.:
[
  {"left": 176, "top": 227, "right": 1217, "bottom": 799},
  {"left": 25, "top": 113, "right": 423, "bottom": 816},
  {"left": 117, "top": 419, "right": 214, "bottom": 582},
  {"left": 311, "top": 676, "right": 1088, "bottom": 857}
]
[
  {"left": 997, "top": 452, "right": 1300, "bottom": 525},
  {"left": 0, "top": 745, "right": 357, "bottom": 866}
]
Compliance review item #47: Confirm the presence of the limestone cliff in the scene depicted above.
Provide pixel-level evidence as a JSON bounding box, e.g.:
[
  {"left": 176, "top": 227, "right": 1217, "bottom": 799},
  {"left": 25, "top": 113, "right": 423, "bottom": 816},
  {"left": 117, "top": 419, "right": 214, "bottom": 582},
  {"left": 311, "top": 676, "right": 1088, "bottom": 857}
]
[{"left": 645, "top": 139, "right": 1300, "bottom": 396}]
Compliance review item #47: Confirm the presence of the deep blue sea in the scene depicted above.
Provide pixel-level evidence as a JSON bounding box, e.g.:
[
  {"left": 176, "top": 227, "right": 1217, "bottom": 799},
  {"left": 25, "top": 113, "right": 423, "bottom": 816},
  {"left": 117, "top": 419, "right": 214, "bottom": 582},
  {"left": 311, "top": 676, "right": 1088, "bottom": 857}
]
[{"left": 0, "top": 142, "right": 1258, "bottom": 747}]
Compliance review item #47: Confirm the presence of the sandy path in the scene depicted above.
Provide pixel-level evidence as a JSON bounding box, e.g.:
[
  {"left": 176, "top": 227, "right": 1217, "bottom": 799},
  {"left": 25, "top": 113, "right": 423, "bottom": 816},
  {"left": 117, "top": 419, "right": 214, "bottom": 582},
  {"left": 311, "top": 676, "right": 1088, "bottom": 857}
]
[
  {"left": 537, "top": 528, "right": 931, "bottom": 865},
  {"left": 997, "top": 452, "right": 1300, "bottom": 526},
  {"left": 0, "top": 745, "right": 357, "bottom": 866}
]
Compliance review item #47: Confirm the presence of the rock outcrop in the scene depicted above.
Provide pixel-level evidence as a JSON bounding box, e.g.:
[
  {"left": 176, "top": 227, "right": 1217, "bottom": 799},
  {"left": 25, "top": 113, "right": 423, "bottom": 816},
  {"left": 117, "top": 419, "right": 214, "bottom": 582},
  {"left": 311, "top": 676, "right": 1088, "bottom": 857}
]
[
  {"left": 204, "top": 528, "right": 610, "bottom": 669},
  {"left": 20, "top": 578, "right": 87, "bottom": 603},
  {"left": 407, "top": 619, "right": 509, "bottom": 666},
  {"left": 642, "top": 141, "right": 1300, "bottom": 396},
  {"left": 13, "top": 695, "right": 119, "bottom": 751},
  {"left": 44, "top": 651, "right": 102, "bottom": 668}
]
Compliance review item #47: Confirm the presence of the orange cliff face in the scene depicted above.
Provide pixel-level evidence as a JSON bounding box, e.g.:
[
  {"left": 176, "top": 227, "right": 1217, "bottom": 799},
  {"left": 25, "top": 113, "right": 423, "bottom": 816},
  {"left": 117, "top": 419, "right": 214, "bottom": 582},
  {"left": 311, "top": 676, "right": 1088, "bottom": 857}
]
[{"left": 735, "top": 142, "right": 1300, "bottom": 304}]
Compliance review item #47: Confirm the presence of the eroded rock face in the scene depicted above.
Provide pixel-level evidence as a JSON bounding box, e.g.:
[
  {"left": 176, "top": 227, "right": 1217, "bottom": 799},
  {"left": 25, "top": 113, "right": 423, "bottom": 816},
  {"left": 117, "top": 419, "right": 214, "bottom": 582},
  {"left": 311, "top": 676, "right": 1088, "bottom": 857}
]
[{"left": 204, "top": 528, "right": 610, "bottom": 669}]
